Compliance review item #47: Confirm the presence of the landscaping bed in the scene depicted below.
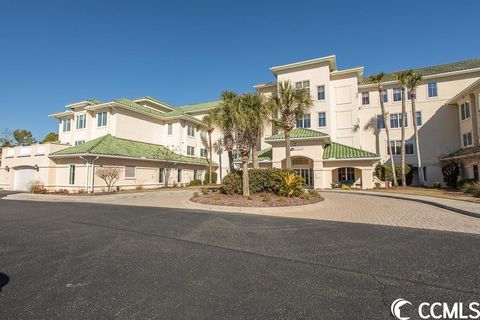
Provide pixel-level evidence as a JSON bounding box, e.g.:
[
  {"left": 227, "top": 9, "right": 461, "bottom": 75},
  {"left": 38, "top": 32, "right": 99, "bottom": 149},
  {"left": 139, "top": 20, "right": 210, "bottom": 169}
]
[{"left": 190, "top": 191, "right": 323, "bottom": 207}]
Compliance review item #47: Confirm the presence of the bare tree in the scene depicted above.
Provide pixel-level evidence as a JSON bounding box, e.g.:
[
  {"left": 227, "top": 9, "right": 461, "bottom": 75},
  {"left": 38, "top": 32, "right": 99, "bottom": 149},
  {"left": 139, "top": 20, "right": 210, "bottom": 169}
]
[{"left": 96, "top": 167, "right": 120, "bottom": 192}]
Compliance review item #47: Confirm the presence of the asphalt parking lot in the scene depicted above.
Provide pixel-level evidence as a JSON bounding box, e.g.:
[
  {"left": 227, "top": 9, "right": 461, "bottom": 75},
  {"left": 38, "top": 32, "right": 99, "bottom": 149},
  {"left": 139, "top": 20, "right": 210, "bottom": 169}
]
[{"left": 0, "top": 198, "right": 479, "bottom": 319}]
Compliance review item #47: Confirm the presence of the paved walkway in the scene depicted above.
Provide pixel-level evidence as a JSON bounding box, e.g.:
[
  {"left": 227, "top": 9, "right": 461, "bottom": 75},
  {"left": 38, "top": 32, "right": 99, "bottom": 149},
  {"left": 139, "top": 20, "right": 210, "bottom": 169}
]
[{"left": 5, "top": 189, "right": 480, "bottom": 234}]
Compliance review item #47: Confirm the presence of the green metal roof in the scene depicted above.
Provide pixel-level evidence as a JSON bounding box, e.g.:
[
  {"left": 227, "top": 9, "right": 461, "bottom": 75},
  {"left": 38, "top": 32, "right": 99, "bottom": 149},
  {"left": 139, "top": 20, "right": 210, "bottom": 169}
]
[
  {"left": 441, "top": 146, "right": 480, "bottom": 160},
  {"left": 265, "top": 128, "right": 329, "bottom": 141},
  {"left": 360, "top": 58, "right": 480, "bottom": 85},
  {"left": 86, "top": 99, "right": 102, "bottom": 105},
  {"left": 323, "top": 142, "right": 378, "bottom": 160},
  {"left": 114, "top": 98, "right": 165, "bottom": 117},
  {"left": 133, "top": 96, "right": 176, "bottom": 109},
  {"left": 234, "top": 147, "right": 272, "bottom": 163},
  {"left": 176, "top": 100, "right": 221, "bottom": 113},
  {"left": 50, "top": 134, "right": 210, "bottom": 165}
]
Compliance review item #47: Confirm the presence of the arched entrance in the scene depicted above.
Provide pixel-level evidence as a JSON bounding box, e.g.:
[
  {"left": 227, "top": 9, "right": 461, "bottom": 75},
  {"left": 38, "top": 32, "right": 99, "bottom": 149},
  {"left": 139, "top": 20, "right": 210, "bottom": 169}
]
[
  {"left": 282, "top": 156, "right": 314, "bottom": 187},
  {"left": 332, "top": 167, "right": 362, "bottom": 187}
]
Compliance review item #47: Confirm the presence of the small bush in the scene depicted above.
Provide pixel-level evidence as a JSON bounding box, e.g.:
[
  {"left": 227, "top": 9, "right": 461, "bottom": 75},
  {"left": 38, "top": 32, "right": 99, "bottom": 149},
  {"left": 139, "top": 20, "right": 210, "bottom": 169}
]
[
  {"left": 433, "top": 181, "right": 442, "bottom": 189},
  {"left": 52, "top": 189, "right": 69, "bottom": 194},
  {"left": 221, "top": 171, "right": 243, "bottom": 194},
  {"left": 331, "top": 182, "right": 337, "bottom": 189},
  {"left": 341, "top": 184, "right": 351, "bottom": 190},
  {"left": 203, "top": 170, "right": 218, "bottom": 185},
  {"left": 277, "top": 171, "right": 304, "bottom": 197},
  {"left": 307, "top": 189, "right": 320, "bottom": 198},
  {"left": 201, "top": 187, "right": 209, "bottom": 195},
  {"left": 374, "top": 182, "right": 381, "bottom": 189},
  {"left": 247, "top": 195, "right": 253, "bottom": 200},
  {"left": 77, "top": 189, "right": 85, "bottom": 194},
  {"left": 189, "top": 179, "right": 202, "bottom": 186},
  {"left": 461, "top": 182, "right": 480, "bottom": 197},
  {"left": 27, "top": 180, "right": 47, "bottom": 194},
  {"left": 193, "top": 191, "right": 199, "bottom": 198}
]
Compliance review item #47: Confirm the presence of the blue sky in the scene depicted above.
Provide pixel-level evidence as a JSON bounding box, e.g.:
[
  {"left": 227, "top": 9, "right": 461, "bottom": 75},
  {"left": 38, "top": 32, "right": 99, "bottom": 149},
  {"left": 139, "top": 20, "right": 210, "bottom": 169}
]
[{"left": 1, "top": 0, "right": 479, "bottom": 139}]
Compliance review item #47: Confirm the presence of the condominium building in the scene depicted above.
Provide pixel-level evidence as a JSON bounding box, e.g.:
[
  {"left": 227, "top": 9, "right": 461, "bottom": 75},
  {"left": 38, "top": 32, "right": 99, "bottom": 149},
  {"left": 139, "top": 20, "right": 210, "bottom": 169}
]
[{"left": 1, "top": 55, "right": 479, "bottom": 191}]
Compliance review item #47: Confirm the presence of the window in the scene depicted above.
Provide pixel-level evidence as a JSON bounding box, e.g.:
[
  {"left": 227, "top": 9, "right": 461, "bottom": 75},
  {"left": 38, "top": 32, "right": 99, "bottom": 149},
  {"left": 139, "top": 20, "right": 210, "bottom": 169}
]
[
  {"left": 292, "top": 158, "right": 309, "bottom": 165},
  {"left": 428, "top": 81, "right": 438, "bottom": 97},
  {"left": 474, "top": 165, "right": 479, "bottom": 182},
  {"left": 390, "top": 113, "right": 407, "bottom": 128},
  {"left": 296, "top": 114, "right": 311, "bottom": 128},
  {"left": 295, "top": 80, "right": 310, "bottom": 95},
  {"left": 463, "top": 132, "right": 473, "bottom": 147},
  {"left": 97, "top": 111, "right": 107, "bottom": 127},
  {"left": 187, "top": 146, "right": 195, "bottom": 156},
  {"left": 317, "top": 85, "right": 325, "bottom": 101},
  {"left": 200, "top": 148, "right": 207, "bottom": 157},
  {"left": 177, "top": 169, "right": 182, "bottom": 182},
  {"left": 76, "top": 114, "right": 86, "bottom": 129},
  {"left": 187, "top": 123, "right": 195, "bottom": 137},
  {"left": 387, "top": 140, "right": 414, "bottom": 155},
  {"left": 361, "top": 92, "right": 370, "bottom": 105},
  {"left": 194, "top": 169, "right": 202, "bottom": 180},
  {"left": 159, "top": 168, "right": 165, "bottom": 183},
  {"left": 338, "top": 167, "right": 355, "bottom": 182},
  {"left": 167, "top": 123, "right": 173, "bottom": 135},
  {"left": 69, "top": 165, "right": 75, "bottom": 185},
  {"left": 423, "top": 167, "right": 428, "bottom": 182},
  {"left": 461, "top": 101, "right": 471, "bottom": 120},
  {"left": 74, "top": 140, "right": 85, "bottom": 146},
  {"left": 125, "top": 166, "right": 136, "bottom": 178},
  {"left": 416, "top": 111, "right": 422, "bottom": 126},
  {"left": 393, "top": 88, "right": 402, "bottom": 102},
  {"left": 376, "top": 115, "right": 385, "bottom": 129},
  {"left": 382, "top": 90, "right": 388, "bottom": 103},
  {"left": 407, "top": 91, "right": 412, "bottom": 100},
  {"left": 62, "top": 119, "right": 71, "bottom": 132},
  {"left": 318, "top": 112, "right": 326, "bottom": 127}
]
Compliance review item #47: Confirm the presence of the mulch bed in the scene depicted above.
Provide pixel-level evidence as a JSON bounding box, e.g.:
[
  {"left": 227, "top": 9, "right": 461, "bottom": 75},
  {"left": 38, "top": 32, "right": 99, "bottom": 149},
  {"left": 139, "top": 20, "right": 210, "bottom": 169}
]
[{"left": 190, "top": 192, "right": 324, "bottom": 207}]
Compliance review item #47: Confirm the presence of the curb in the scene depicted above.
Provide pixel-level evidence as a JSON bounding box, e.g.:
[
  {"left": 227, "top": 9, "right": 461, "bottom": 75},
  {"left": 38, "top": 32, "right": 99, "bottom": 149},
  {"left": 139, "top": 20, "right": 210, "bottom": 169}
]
[{"left": 322, "top": 190, "right": 480, "bottom": 219}]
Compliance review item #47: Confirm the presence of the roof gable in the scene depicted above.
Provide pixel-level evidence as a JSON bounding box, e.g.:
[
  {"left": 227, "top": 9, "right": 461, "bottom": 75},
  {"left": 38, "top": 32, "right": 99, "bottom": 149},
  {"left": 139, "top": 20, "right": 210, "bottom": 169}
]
[
  {"left": 265, "top": 128, "right": 329, "bottom": 141},
  {"left": 323, "top": 142, "right": 378, "bottom": 160}
]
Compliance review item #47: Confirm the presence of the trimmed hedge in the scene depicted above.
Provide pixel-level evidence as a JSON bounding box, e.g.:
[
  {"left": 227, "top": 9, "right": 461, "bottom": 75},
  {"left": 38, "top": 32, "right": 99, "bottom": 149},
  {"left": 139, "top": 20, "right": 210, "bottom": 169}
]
[{"left": 203, "top": 170, "right": 218, "bottom": 185}]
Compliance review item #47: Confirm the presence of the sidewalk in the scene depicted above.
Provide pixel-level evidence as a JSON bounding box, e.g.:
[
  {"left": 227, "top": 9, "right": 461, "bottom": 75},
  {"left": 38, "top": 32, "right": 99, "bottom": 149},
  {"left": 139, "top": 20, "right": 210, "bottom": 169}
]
[{"left": 323, "top": 190, "right": 480, "bottom": 218}]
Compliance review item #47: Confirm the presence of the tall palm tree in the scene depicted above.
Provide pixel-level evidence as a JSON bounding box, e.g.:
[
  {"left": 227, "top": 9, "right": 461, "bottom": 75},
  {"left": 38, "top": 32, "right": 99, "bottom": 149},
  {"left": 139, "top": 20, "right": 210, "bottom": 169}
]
[
  {"left": 407, "top": 72, "right": 425, "bottom": 186},
  {"left": 235, "top": 93, "right": 270, "bottom": 196},
  {"left": 368, "top": 73, "right": 398, "bottom": 186},
  {"left": 213, "top": 137, "right": 224, "bottom": 182},
  {"left": 395, "top": 70, "right": 413, "bottom": 187},
  {"left": 202, "top": 113, "right": 215, "bottom": 184},
  {"left": 217, "top": 91, "right": 239, "bottom": 173},
  {"left": 270, "top": 81, "right": 313, "bottom": 170}
]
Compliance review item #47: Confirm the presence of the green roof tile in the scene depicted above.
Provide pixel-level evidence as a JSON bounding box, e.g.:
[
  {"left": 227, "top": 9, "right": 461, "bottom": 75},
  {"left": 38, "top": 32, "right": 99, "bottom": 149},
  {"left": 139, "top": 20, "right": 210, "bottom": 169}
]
[
  {"left": 265, "top": 128, "right": 329, "bottom": 141},
  {"left": 134, "top": 96, "right": 176, "bottom": 109},
  {"left": 360, "top": 58, "right": 480, "bottom": 85},
  {"left": 86, "top": 99, "right": 102, "bottom": 105},
  {"left": 323, "top": 142, "right": 378, "bottom": 160},
  {"left": 441, "top": 146, "right": 480, "bottom": 160},
  {"left": 50, "top": 135, "right": 210, "bottom": 165},
  {"left": 114, "top": 98, "right": 166, "bottom": 117},
  {"left": 177, "top": 100, "right": 221, "bottom": 113}
]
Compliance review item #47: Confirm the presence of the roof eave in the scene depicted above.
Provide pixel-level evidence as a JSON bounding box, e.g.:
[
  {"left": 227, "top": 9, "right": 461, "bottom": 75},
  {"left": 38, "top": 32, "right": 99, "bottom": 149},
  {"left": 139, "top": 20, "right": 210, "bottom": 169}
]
[
  {"left": 270, "top": 55, "right": 336, "bottom": 75},
  {"left": 323, "top": 157, "right": 380, "bottom": 162},
  {"left": 265, "top": 136, "right": 330, "bottom": 143}
]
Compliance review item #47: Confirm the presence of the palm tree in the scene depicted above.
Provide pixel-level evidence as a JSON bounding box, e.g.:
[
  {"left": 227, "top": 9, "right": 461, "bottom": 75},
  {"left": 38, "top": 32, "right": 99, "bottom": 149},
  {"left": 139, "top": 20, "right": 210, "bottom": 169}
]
[
  {"left": 217, "top": 91, "right": 239, "bottom": 173},
  {"left": 202, "top": 113, "right": 215, "bottom": 184},
  {"left": 407, "top": 72, "right": 425, "bottom": 186},
  {"left": 270, "top": 81, "right": 313, "bottom": 170},
  {"left": 395, "top": 70, "right": 413, "bottom": 187},
  {"left": 235, "top": 93, "right": 270, "bottom": 196},
  {"left": 213, "top": 138, "right": 224, "bottom": 182},
  {"left": 368, "top": 73, "right": 398, "bottom": 187}
]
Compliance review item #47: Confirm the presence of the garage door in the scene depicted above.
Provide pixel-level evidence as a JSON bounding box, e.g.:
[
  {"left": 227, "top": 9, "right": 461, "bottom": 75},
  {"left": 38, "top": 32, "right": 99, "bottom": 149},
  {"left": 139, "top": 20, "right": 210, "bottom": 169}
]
[{"left": 14, "top": 168, "right": 36, "bottom": 191}]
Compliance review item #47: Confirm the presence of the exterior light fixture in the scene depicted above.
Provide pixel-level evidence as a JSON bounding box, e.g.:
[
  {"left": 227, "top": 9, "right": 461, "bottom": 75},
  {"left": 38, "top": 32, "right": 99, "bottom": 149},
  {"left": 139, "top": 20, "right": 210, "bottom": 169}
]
[
  {"left": 4, "top": 166, "right": 9, "bottom": 172},
  {"left": 34, "top": 165, "right": 39, "bottom": 171}
]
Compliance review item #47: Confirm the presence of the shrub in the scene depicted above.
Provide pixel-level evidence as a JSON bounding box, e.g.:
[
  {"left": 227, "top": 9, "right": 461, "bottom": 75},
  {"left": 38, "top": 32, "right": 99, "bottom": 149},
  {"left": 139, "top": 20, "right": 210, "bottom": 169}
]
[
  {"left": 461, "top": 182, "right": 480, "bottom": 197},
  {"left": 200, "top": 187, "right": 209, "bottom": 195},
  {"left": 441, "top": 160, "right": 460, "bottom": 189},
  {"left": 189, "top": 179, "right": 202, "bottom": 186},
  {"left": 331, "top": 182, "right": 337, "bottom": 189},
  {"left": 27, "top": 180, "right": 47, "bottom": 194},
  {"left": 193, "top": 191, "right": 199, "bottom": 198},
  {"left": 307, "top": 189, "right": 321, "bottom": 198},
  {"left": 341, "top": 184, "right": 351, "bottom": 190},
  {"left": 433, "top": 181, "right": 442, "bottom": 189},
  {"left": 221, "top": 171, "right": 243, "bottom": 194},
  {"left": 374, "top": 163, "right": 413, "bottom": 185},
  {"left": 203, "top": 170, "right": 218, "bottom": 185},
  {"left": 277, "top": 171, "right": 304, "bottom": 197},
  {"left": 374, "top": 182, "right": 381, "bottom": 189},
  {"left": 77, "top": 189, "right": 85, "bottom": 194}
]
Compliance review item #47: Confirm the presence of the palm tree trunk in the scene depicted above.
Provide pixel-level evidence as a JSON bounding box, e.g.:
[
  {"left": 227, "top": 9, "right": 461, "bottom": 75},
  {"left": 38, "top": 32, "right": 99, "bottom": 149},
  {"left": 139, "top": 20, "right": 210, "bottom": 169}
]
[
  {"left": 227, "top": 149, "right": 234, "bottom": 172},
  {"left": 208, "top": 132, "right": 212, "bottom": 184},
  {"left": 218, "top": 152, "right": 223, "bottom": 182},
  {"left": 401, "top": 87, "right": 407, "bottom": 187},
  {"left": 242, "top": 151, "right": 250, "bottom": 196},
  {"left": 252, "top": 146, "right": 259, "bottom": 169},
  {"left": 379, "top": 89, "right": 398, "bottom": 187},
  {"left": 411, "top": 93, "right": 424, "bottom": 186},
  {"left": 285, "top": 129, "right": 292, "bottom": 170}
]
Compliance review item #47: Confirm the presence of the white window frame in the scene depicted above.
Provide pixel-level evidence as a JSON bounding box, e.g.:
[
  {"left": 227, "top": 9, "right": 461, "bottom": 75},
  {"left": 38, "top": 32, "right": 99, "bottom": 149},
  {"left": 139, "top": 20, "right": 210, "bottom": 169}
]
[
  {"left": 68, "top": 164, "right": 75, "bottom": 185},
  {"left": 97, "top": 111, "right": 107, "bottom": 127},
  {"left": 317, "top": 85, "right": 326, "bottom": 101},
  {"left": 74, "top": 140, "right": 85, "bottom": 146},
  {"left": 62, "top": 119, "right": 72, "bottom": 132},
  {"left": 415, "top": 111, "right": 422, "bottom": 126},
  {"left": 187, "top": 146, "right": 195, "bottom": 156},
  {"left": 187, "top": 123, "right": 195, "bottom": 137},
  {"left": 427, "top": 81, "right": 438, "bottom": 98},
  {"left": 376, "top": 115, "right": 385, "bottom": 129},
  {"left": 382, "top": 90, "right": 388, "bottom": 103},
  {"left": 393, "top": 88, "right": 402, "bottom": 102},
  {"left": 177, "top": 169, "right": 182, "bottom": 183},
  {"left": 296, "top": 114, "right": 311, "bottom": 128},
  {"left": 460, "top": 101, "right": 471, "bottom": 121},
  {"left": 463, "top": 132, "right": 473, "bottom": 147},
  {"left": 318, "top": 112, "right": 327, "bottom": 127},
  {"left": 390, "top": 113, "right": 408, "bottom": 129},
  {"left": 159, "top": 168, "right": 165, "bottom": 183},
  {"left": 167, "top": 123, "right": 173, "bottom": 136},
  {"left": 295, "top": 80, "right": 310, "bottom": 95},
  {"left": 76, "top": 113, "right": 86, "bottom": 130},
  {"left": 387, "top": 140, "right": 414, "bottom": 155},
  {"left": 124, "top": 166, "right": 136, "bottom": 179},
  {"left": 361, "top": 92, "right": 370, "bottom": 105}
]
